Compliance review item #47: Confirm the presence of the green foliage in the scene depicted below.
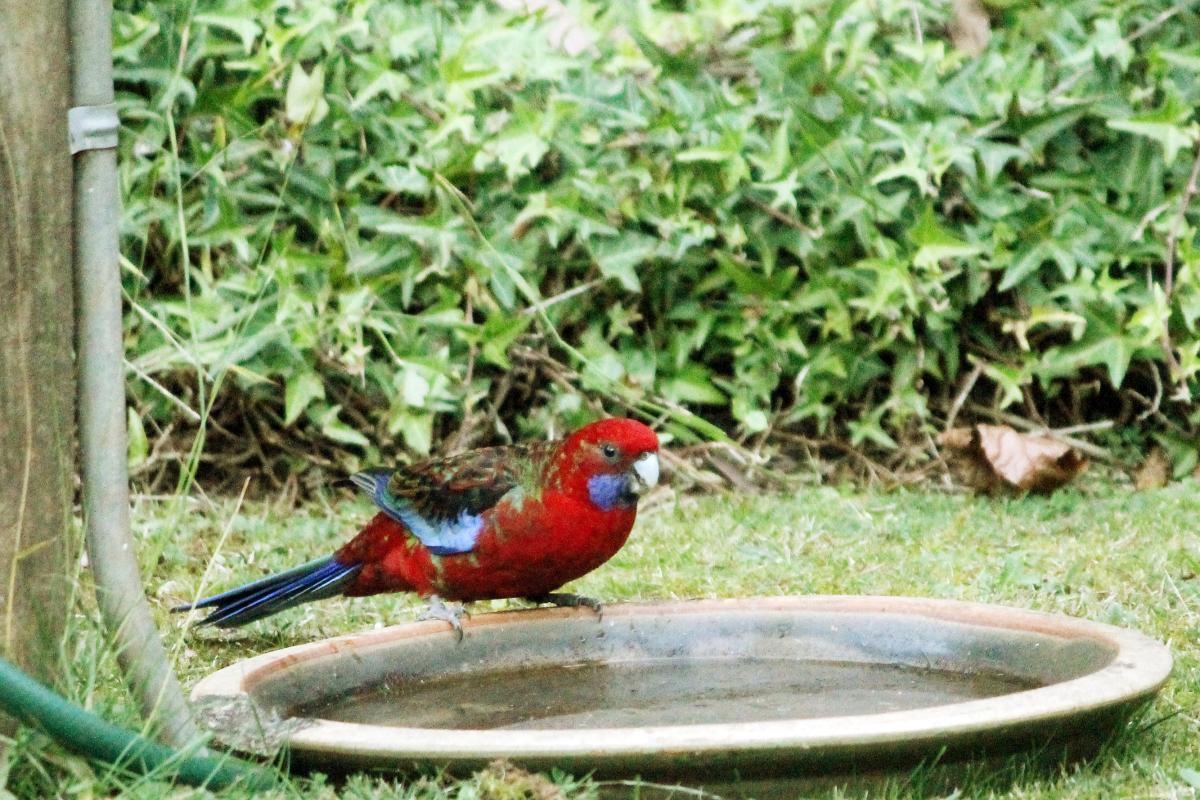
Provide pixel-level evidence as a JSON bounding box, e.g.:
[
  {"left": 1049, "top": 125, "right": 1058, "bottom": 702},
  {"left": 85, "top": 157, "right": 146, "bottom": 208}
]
[{"left": 114, "top": 0, "right": 1200, "bottom": 471}]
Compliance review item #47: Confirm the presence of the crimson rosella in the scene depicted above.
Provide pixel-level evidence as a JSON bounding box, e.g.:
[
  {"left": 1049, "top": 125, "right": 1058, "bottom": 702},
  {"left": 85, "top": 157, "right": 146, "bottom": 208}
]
[{"left": 173, "top": 418, "right": 660, "bottom": 629}]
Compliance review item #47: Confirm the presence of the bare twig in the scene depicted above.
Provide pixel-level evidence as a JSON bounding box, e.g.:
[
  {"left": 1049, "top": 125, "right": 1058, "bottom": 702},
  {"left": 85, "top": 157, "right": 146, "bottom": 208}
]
[
  {"left": 1164, "top": 140, "right": 1200, "bottom": 299},
  {"left": 521, "top": 278, "right": 603, "bottom": 316},
  {"left": 1127, "top": 1, "right": 1193, "bottom": 42},
  {"left": 747, "top": 197, "right": 818, "bottom": 235},
  {"left": 656, "top": 447, "right": 723, "bottom": 491},
  {"left": 1014, "top": 183, "right": 1053, "bottom": 201},
  {"left": 945, "top": 362, "right": 984, "bottom": 430},
  {"left": 772, "top": 431, "right": 901, "bottom": 484},
  {"left": 400, "top": 92, "right": 443, "bottom": 124},
  {"left": 1022, "top": 385, "right": 1048, "bottom": 427},
  {"left": 444, "top": 290, "right": 481, "bottom": 455},
  {"left": 1137, "top": 361, "right": 1164, "bottom": 421},
  {"left": 1132, "top": 200, "right": 1173, "bottom": 242},
  {"left": 1050, "top": 419, "right": 1115, "bottom": 436},
  {"left": 910, "top": 3, "right": 924, "bottom": 46},
  {"left": 705, "top": 452, "right": 759, "bottom": 493},
  {"left": 1160, "top": 139, "right": 1200, "bottom": 397}
]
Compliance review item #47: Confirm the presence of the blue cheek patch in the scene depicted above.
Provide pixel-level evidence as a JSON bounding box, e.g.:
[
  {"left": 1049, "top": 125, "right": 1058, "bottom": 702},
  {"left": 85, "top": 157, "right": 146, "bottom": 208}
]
[{"left": 587, "top": 473, "right": 630, "bottom": 511}]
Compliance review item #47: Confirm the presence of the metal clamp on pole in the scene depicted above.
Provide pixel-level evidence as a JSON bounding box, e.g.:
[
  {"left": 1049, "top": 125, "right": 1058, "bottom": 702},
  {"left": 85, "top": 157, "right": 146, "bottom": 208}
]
[{"left": 68, "top": 104, "right": 118, "bottom": 154}]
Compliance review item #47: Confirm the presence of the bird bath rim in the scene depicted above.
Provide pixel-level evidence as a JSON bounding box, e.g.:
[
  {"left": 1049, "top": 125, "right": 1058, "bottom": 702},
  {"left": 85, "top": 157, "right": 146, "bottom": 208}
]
[{"left": 190, "top": 596, "right": 1172, "bottom": 776}]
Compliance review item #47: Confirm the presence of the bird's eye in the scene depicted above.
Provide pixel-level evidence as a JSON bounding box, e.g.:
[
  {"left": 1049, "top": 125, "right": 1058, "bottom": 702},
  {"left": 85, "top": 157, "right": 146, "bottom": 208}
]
[{"left": 600, "top": 443, "right": 619, "bottom": 461}]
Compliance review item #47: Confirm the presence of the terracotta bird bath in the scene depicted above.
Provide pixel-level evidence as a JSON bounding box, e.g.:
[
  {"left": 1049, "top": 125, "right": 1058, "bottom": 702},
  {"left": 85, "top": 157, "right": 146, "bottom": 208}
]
[{"left": 190, "top": 596, "right": 1171, "bottom": 783}]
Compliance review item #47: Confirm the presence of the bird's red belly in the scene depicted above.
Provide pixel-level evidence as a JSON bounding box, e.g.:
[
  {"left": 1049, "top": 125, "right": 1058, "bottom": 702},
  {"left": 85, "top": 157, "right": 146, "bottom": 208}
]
[{"left": 433, "top": 530, "right": 628, "bottom": 601}]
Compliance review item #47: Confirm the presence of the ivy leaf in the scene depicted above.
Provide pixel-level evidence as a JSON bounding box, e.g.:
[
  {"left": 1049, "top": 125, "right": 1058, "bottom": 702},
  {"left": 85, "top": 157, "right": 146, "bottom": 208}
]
[
  {"left": 318, "top": 405, "right": 369, "bottom": 448},
  {"left": 285, "top": 371, "right": 325, "bottom": 426},
  {"left": 732, "top": 396, "right": 770, "bottom": 433},
  {"left": 1088, "top": 19, "right": 1134, "bottom": 71},
  {"left": 479, "top": 314, "right": 533, "bottom": 370},
  {"left": 1041, "top": 312, "right": 1137, "bottom": 388},
  {"left": 1108, "top": 118, "right": 1199, "bottom": 165},
  {"left": 976, "top": 141, "right": 1027, "bottom": 183},
  {"left": 1000, "top": 239, "right": 1076, "bottom": 291},
  {"left": 285, "top": 63, "right": 329, "bottom": 125},
  {"left": 352, "top": 70, "right": 410, "bottom": 109},
  {"left": 195, "top": 13, "right": 262, "bottom": 52},
  {"left": 484, "top": 132, "right": 550, "bottom": 180},
  {"left": 848, "top": 406, "right": 898, "bottom": 449},
  {"left": 1107, "top": 95, "right": 1200, "bottom": 164},
  {"left": 378, "top": 166, "right": 430, "bottom": 196},
  {"left": 909, "top": 207, "right": 983, "bottom": 270},
  {"left": 389, "top": 411, "right": 433, "bottom": 455},
  {"left": 399, "top": 367, "right": 431, "bottom": 408},
  {"left": 664, "top": 365, "right": 726, "bottom": 405},
  {"left": 588, "top": 234, "right": 656, "bottom": 292}
]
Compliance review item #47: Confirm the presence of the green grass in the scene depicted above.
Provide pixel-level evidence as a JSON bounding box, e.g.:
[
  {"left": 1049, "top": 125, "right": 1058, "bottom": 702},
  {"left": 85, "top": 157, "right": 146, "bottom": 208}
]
[{"left": 8, "top": 481, "right": 1200, "bottom": 798}]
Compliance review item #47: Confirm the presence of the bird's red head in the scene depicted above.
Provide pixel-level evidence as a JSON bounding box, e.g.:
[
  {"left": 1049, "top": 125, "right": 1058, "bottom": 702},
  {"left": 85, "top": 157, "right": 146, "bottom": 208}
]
[{"left": 549, "top": 418, "right": 661, "bottom": 511}]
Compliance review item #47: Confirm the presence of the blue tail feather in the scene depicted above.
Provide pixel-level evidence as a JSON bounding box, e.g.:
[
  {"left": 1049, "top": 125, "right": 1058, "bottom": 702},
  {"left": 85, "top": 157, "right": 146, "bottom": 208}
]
[{"left": 172, "top": 556, "right": 361, "bottom": 628}]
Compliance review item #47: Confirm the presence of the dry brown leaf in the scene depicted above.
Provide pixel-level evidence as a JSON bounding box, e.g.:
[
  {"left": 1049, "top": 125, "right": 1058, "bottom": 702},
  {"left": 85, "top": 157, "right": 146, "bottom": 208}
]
[
  {"left": 1133, "top": 447, "right": 1171, "bottom": 490},
  {"left": 949, "top": 0, "right": 991, "bottom": 56},
  {"left": 938, "top": 426, "right": 1006, "bottom": 493},
  {"left": 937, "top": 424, "right": 1087, "bottom": 494}
]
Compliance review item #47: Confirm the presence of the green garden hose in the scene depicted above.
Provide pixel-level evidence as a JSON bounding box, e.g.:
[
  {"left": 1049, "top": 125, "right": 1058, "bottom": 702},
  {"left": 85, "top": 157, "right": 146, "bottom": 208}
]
[{"left": 0, "top": 656, "right": 276, "bottom": 791}]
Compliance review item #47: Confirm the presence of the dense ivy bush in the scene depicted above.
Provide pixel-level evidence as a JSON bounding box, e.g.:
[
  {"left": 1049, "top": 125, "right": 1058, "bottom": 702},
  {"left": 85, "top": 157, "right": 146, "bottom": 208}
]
[{"left": 114, "top": 0, "right": 1200, "bottom": 481}]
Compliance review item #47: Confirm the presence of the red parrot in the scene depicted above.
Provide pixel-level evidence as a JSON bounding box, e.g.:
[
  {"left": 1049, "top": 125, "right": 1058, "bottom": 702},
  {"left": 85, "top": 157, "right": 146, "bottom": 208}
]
[{"left": 173, "top": 418, "right": 660, "bottom": 629}]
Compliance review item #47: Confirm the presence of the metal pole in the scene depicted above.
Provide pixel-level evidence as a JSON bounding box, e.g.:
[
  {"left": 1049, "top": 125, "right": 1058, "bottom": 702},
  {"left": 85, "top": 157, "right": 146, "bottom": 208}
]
[{"left": 69, "top": 0, "right": 199, "bottom": 747}]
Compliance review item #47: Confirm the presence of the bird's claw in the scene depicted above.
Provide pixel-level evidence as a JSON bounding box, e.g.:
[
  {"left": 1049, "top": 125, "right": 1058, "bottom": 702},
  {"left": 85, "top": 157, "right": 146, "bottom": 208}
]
[
  {"left": 419, "top": 596, "right": 468, "bottom": 642},
  {"left": 526, "top": 592, "right": 604, "bottom": 619}
]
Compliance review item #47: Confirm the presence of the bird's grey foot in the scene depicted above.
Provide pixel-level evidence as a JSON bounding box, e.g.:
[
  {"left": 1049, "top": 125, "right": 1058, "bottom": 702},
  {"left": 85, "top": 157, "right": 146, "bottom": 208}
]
[
  {"left": 419, "top": 595, "right": 469, "bottom": 641},
  {"left": 526, "top": 592, "right": 604, "bottom": 617}
]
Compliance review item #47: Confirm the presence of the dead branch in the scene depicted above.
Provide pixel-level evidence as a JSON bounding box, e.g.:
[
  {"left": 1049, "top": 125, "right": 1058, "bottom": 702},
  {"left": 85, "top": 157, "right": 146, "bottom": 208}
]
[
  {"left": 944, "top": 362, "right": 984, "bottom": 430},
  {"left": 1160, "top": 139, "right": 1200, "bottom": 398}
]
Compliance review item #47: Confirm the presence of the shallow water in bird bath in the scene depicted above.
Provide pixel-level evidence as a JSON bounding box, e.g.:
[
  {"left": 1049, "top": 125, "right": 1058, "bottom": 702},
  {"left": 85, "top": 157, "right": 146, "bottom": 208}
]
[
  {"left": 292, "top": 657, "right": 1041, "bottom": 730},
  {"left": 192, "top": 599, "right": 1172, "bottom": 777}
]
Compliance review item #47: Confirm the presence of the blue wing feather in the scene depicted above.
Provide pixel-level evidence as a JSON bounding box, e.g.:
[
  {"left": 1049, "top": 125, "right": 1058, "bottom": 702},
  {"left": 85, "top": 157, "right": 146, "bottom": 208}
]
[{"left": 349, "top": 470, "right": 483, "bottom": 555}]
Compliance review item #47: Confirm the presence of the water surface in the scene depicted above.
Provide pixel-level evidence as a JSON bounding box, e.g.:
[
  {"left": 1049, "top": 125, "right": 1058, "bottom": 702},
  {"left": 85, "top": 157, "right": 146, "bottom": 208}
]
[{"left": 293, "top": 657, "right": 1041, "bottom": 730}]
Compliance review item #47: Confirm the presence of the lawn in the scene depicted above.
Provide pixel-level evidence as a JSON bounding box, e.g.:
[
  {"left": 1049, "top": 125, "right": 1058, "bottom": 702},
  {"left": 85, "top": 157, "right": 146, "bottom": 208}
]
[{"left": 10, "top": 479, "right": 1199, "bottom": 798}]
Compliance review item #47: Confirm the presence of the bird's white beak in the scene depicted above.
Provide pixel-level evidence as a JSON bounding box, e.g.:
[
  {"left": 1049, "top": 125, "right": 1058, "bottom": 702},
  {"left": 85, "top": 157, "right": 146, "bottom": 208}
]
[{"left": 629, "top": 452, "right": 660, "bottom": 494}]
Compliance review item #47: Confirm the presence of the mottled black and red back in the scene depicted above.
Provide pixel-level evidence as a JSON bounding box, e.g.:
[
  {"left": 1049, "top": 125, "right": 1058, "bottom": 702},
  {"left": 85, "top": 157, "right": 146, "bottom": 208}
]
[{"left": 383, "top": 440, "right": 557, "bottom": 523}]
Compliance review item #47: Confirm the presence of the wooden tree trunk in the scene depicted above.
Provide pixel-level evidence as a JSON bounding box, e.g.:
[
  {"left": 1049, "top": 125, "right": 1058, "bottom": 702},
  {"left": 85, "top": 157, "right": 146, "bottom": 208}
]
[{"left": 0, "top": 0, "right": 75, "bottom": 687}]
